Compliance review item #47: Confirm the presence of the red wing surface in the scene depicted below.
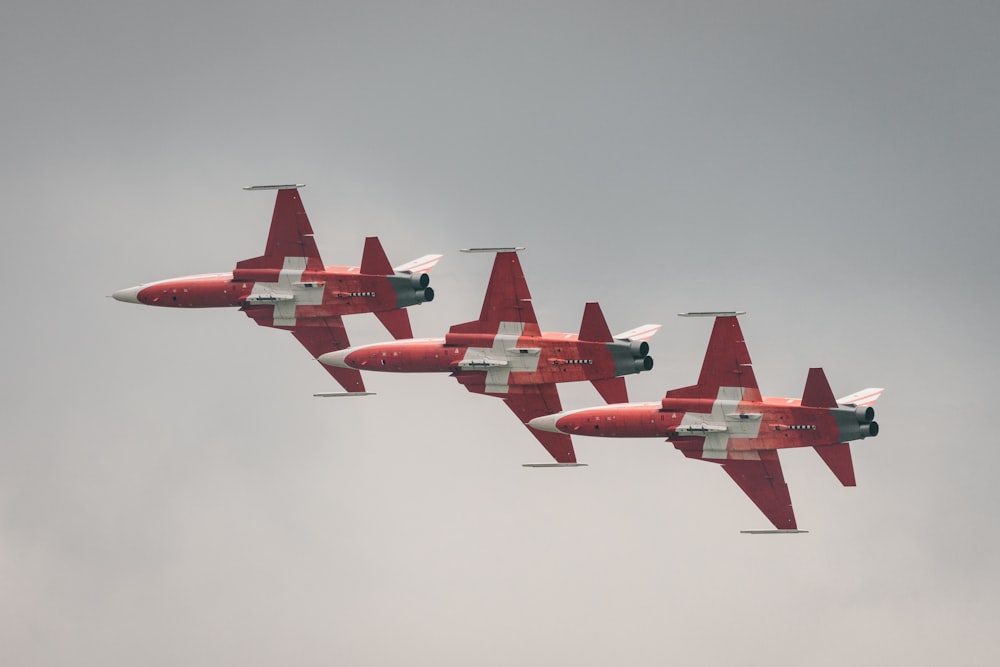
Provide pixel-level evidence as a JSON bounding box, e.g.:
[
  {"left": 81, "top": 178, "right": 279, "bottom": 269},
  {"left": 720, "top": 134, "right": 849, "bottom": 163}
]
[
  {"left": 450, "top": 252, "right": 539, "bottom": 336},
  {"left": 243, "top": 307, "right": 365, "bottom": 392},
  {"left": 666, "top": 315, "right": 761, "bottom": 401},
  {"left": 721, "top": 452, "right": 797, "bottom": 530},
  {"left": 503, "top": 384, "right": 577, "bottom": 463},
  {"left": 236, "top": 189, "right": 324, "bottom": 272}
]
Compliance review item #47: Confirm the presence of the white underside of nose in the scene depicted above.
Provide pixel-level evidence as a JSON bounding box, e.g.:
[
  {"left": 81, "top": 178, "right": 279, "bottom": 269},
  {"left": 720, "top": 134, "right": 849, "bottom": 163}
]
[
  {"left": 112, "top": 285, "right": 142, "bottom": 304},
  {"left": 319, "top": 349, "right": 351, "bottom": 368},
  {"left": 528, "top": 414, "right": 561, "bottom": 433}
]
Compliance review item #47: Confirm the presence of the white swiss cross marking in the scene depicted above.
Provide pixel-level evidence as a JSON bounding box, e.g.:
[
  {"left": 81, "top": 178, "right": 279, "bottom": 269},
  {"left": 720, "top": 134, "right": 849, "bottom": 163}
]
[
  {"left": 248, "top": 257, "right": 324, "bottom": 326},
  {"left": 459, "top": 321, "right": 541, "bottom": 394},
  {"left": 679, "top": 387, "right": 763, "bottom": 459}
]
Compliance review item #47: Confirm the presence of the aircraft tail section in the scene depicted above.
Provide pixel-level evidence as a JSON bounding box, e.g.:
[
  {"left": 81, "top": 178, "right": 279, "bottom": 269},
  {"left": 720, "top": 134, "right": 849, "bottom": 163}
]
[
  {"left": 236, "top": 187, "right": 324, "bottom": 272},
  {"left": 450, "top": 249, "right": 539, "bottom": 335},
  {"left": 837, "top": 387, "right": 885, "bottom": 407},
  {"left": 591, "top": 377, "right": 629, "bottom": 405},
  {"left": 393, "top": 254, "right": 443, "bottom": 274},
  {"left": 813, "top": 442, "right": 857, "bottom": 487},
  {"left": 360, "top": 236, "right": 394, "bottom": 275},
  {"left": 375, "top": 308, "right": 414, "bottom": 340},
  {"left": 666, "top": 313, "right": 760, "bottom": 401},
  {"left": 578, "top": 302, "right": 613, "bottom": 342},
  {"left": 801, "top": 367, "right": 837, "bottom": 408}
]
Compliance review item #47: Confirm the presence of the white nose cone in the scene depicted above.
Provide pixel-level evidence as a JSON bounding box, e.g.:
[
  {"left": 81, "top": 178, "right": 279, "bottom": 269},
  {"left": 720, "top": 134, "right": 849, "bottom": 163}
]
[
  {"left": 528, "top": 413, "right": 562, "bottom": 433},
  {"left": 112, "top": 285, "right": 142, "bottom": 303},
  {"left": 319, "top": 349, "right": 352, "bottom": 368}
]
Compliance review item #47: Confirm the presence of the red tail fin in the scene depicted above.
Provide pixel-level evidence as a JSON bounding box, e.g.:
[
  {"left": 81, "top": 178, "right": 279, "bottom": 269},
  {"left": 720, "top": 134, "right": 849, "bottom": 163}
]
[
  {"left": 360, "top": 236, "right": 394, "bottom": 275},
  {"left": 801, "top": 368, "right": 837, "bottom": 408},
  {"left": 578, "top": 302, "right": 613, "bottom": 342},
  {"left": 236, "top": 189, "right": 324, "bottom": 272},
  {"left": 814, "top": 443, "right": 857, "bottom": 486}
]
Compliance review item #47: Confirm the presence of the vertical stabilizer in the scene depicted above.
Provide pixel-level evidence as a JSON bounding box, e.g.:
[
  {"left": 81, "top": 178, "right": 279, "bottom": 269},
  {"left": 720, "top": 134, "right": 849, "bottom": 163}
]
[
  {"left": 360, "top": 236, "right": 394, "bottom": 275},
  {"left": 578, "top": 302, "right": 614, "bottom": 342},
  {"left": 801, "top": 367, "right": 838, "bottom": 408}
]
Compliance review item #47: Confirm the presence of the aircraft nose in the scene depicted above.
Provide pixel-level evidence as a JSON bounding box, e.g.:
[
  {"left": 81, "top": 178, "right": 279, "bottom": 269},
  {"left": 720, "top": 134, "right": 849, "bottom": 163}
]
[
  {"left": 528, "top": 414, "right": 562, "bottom": 434},
  {"left": 112, "top": 285, "right": 142, "bottom": 304},
  {"left": 319, "top": 349, "right": 352, "bottom": 369}
]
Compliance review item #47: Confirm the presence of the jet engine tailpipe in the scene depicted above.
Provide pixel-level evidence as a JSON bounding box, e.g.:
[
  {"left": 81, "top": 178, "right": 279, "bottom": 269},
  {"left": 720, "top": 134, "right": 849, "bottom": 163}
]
[
  {"left": 408, "top": 272, "right": 430, "bottom": 289},
  {"left": 860, "top": 421, "right": 879, "bottom": 438},
  {"left": 855, "top": 405, "right": 875, "bottom": 423},
  {"left": 635, "top": 356, "right": 654, "bottom": 372},
  {"left": 629, "top": 340, "right": 650, "bottom": 358}
]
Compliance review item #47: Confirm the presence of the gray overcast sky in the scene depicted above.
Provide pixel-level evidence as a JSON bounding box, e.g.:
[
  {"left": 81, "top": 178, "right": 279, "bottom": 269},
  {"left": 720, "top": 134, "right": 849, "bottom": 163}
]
[{"left": 2, "top": 2, "right": 999, "bottom": 665}]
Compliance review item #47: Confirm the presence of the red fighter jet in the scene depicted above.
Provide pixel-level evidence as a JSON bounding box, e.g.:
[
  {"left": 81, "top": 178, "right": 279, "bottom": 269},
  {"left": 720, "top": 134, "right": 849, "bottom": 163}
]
[
  {"left": 318, "top": 248, "right": 660, "bottom": 464},
  {"left": 529, "top": 312, "right": 883, "bottom": 531},
  {"left": 113, "top": 185, "right": 441, "bottom": 394}
]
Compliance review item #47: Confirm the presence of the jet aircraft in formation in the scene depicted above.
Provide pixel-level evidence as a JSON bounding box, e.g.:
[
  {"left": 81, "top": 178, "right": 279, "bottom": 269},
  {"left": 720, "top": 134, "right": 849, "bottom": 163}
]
[
  {"left": 113, "top": 185, "right": 440, "bottom": 393},
  {"left": 529, "top": 313, "right": 883, "bottom": 531},
  {"left": 319, "top": 248, "right": 660, "bottom": 464},
  {"left": 113, "top": 187, "right": 883, "bottom": 530}
]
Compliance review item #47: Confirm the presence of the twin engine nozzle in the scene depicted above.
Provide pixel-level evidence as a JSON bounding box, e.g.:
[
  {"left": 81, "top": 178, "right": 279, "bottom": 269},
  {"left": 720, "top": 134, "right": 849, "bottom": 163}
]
[
  {"left": 390, "top": 272, "right": 434, "bottom": 306},
  {"left": 613, "top": 339, "right": 653, "bottom": 374},
  {"left": 853, "top": 404, "right": 879, "bottom": 438}
]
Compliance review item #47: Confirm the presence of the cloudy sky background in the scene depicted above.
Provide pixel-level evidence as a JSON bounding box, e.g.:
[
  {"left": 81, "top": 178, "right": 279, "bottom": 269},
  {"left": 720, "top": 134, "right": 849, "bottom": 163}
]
[{"left": 2, "top": 2, "right": 998, "bottom": 664}]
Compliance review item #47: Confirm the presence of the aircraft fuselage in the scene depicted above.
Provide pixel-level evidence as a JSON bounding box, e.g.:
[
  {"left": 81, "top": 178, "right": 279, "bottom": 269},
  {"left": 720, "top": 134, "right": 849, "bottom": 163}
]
[
  {"left": 113, "top": 265, "right": 432, "bottom": 317},
  {"left": 321, "top": 329, "right": 653, "bottom": 392},
  {"left": 530, "top": 394, "right": 878, "bottom": 456}
]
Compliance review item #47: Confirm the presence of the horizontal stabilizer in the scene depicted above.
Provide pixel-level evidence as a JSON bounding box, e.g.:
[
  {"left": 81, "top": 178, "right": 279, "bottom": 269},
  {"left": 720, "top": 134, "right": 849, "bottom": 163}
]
[
  {"left": 375, "top": 308, "right": 414, "bottom": 340},
  {"left": 801, "top": 367, "right": 837, "bottom": 408},
  {"left": 838, "top": 388, "right": 885, "bottom": 407},
  {"left": 393, "top": 254, "right": 443, "bottom": 274},
  {"left": 460, "top": 247, "right": 525, "bottom": 253},
  {"left": 814, "top": 442, "right": 857, "bottom": 486},
  {"left": 740, "top": 529, "right": 809, "bottom": 535},
  {"left": 613, "top": 323, "right": 662, "bottom": 342},
  {"left": 591, "top": 377, "right": 628, "bottom": 405},
  {"left": 313, "top": 392, "right": 375, "bottom": 397},
  {"left": 522, "top": 463, "right": 589, "bottom": 468}
]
